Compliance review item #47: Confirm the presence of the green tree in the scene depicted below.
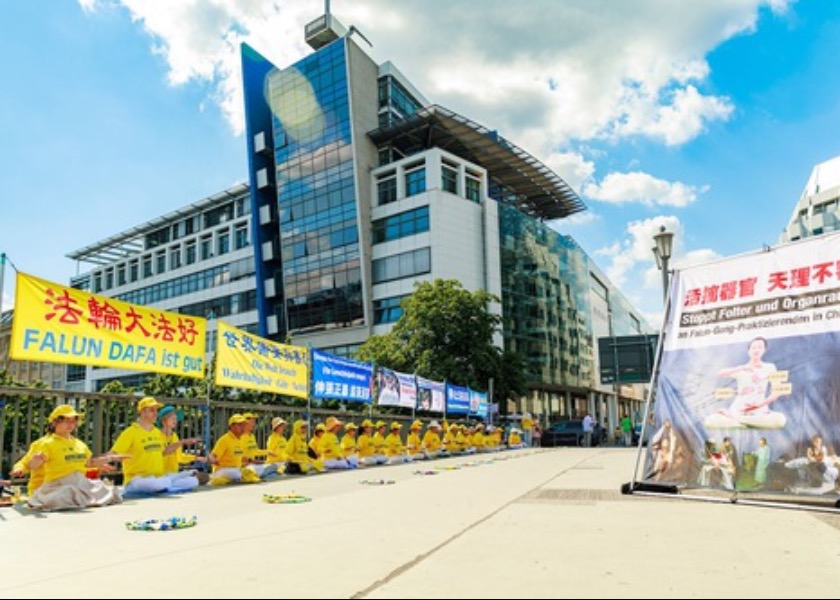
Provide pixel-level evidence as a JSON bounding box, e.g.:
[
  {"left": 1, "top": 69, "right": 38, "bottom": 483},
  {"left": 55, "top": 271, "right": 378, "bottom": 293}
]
[{"left": 357, "top": 279, "right": 529, "bottom": 407}]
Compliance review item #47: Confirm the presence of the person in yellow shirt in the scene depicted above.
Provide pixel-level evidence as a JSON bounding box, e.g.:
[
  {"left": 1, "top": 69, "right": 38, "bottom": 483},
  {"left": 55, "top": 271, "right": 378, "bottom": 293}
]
[
  {"left": 111, "top": 397, "right": 174, "bottom": 494},
  {"left": 385, "top": 422, "right": 411, "bottom": 463},
  {"left": 309, "top": 423, "right": 326, "bottom": 460},
  {"left": 443, "top": 422, "right": 458, "bottom": 453},
  {"left": 471, "top": 423, "right": 486, "bottom": 453},
  {"left": 406, "top": 420, "right": 426, "bottom": 460},
  {"left": 372, "top": 420, "right": 388, "bottom": 457},
  {"left": 25, "top": 405, "right": 124, "bottom": 511},
  {"left": 508, "top": 427, "right": 524, "bottom": 448},
  {"left": 285, "top": 420, "right": 324, "bottom": 474},
  {"left": 208, "top": 414, "right": 248, "bottom": 484},
  {"left": 421, "top": 420, "right": 444, "bottom": 458},
  {"left": 158, "top": 405, "right": 203, "bottom": 491},
  {"left": 341, "top": 422, "right": 359, "bottom": 468},
  {"left": 321, "top": 416, "right": 351, "bottom": 470},
  {"left": 357, "top": 419, "right": 384, "bottom": 465},
  {"left": 266, "top": 417, "right": 289, "bottom": 469},
  {"left": 241, "top": 412, "right": 279, "bottom": 479},
  {"left": 111, "top": 396, "right": 198, "bottom": 494},
  {"left": 522, "top": 413, "right": 535, "bottom": 447},
  {"left": 10, "top": 435, "right": 49, "bottom": 496}
]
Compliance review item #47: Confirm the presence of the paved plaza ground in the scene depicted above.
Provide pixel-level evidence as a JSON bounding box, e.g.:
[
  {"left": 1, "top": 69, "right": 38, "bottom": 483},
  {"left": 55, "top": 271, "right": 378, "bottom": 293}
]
[{"left": 2, "top": 447, "right": 840, "bottom": 598}]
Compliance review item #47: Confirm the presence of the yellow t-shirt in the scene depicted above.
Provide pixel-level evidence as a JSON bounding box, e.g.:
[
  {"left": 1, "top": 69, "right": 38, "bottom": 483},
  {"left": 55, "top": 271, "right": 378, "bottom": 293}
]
[
  {"left": 40, "top": 434, "right": 91, "bottom": 484},
  {"left": 340, "top": 434, "right": 357, "bottom": 457},
  {"left": 161, "top": 431, "right": 195, "bottom": 474},
  {"left": 372, "top": 432, "right": 387, "bottom": 454},
  {"left": 112, "top": 423, "right": 166, "bottom": 484},
  {"left": 241, "top": 432, "right": 266, "bottom": 460},
  {"left": 14, "top": 435, "right": 49, "bottom": 494},
  {"left": 266, "top": 432, "right": 288, "bottom": 463},
  {"left": 319, "top": 432, "right": 342, "bottom": 460},
  {"left": 407, "top": 432, "right": 422, "bottom": 454},
  {"left": 285, "top": 432, "right": 309, "bottom": 464},
  {"left": 357, "top": 433, "right": 374, "bottom": 458},
  {"left": 211, "top": 431, "right": 245, "bottom": 470},
  {"left": 384, "top": 432, "right": 406, "bottom": 457},
  {"left": 422, "top": 430, "right": 441, "bottom": 452}
]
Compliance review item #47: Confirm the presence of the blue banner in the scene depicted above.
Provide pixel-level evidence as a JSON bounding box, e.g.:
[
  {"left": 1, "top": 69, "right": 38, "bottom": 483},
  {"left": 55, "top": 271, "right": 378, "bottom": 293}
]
[
  {"left": 446, "top": 383, "right": 470, "bottom": 415},
  {"left": 469, "top": 389, "right": 488, "bottom": 419},
  {"left": 312, "top": 349, "right": 373, "bottom": 403}
]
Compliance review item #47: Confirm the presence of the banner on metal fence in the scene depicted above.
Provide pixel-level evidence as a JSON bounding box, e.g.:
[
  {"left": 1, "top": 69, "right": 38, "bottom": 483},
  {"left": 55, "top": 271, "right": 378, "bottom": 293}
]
[
  {"left": 416, "top": 376, "right": 445, "bottom": 413},
  {"left": 312, "top": 349, "right": 372, "bottom": 403},
  {"left": 214, "top": 321, "right": 308, "bottom": 397},
  {"left": 644, "top": 233, "right": 840, "bottom": 497},
  {"left": 10, "top": 272, "right": 206, "bottom": 377},
  {"left": 446, "top": 383, "right": 470, "bottom": 415}
]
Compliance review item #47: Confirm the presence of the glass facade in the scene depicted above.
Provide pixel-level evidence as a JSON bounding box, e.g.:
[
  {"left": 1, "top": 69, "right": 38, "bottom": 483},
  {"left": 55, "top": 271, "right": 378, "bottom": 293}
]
[
  {"left": 268, "top": 40, "right": 364, "bottom": 334},
  {"left": 377, "top": 74, "right": 423, "bottom": 128},
  {"left": 499, "top": 203, "right": 594, "bottom": 388}
]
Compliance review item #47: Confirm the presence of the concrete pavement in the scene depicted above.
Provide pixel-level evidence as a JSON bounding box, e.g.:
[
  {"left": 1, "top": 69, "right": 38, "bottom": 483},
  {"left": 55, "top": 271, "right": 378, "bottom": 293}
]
[{"left": 2, "top": 448, "right": 840, "bottom": 598}]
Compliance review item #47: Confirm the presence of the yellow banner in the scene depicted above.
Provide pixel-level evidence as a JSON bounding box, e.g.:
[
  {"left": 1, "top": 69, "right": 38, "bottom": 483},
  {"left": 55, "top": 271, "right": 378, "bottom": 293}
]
[
  {"left": 214, "top": 321, "right": 309, "bottom": 398},
  {"left": 10, "top": 272, "right": 206, "bottom": 378}
]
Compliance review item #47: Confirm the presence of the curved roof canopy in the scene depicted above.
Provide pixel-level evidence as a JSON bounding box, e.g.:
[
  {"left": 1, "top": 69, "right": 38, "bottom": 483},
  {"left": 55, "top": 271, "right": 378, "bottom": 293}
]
[{"left": 368, "top": 105, "right": 586, "bottom": 220}]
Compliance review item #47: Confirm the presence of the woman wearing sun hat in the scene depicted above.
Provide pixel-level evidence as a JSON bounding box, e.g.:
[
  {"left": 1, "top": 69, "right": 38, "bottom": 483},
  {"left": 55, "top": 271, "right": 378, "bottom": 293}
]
[
  {"left": 385, "top": 421, "right": 411, "bottom": 464},
  {"left": 25, "top": 404, "right": 124, "bottom": 511},
  {"left": 266, "top": 416, "right": 289, "bottom": 470},
  {"left": 406, "top": 419, "right": 426, "bottom": 460},
  {"left": 321, "top": 416, "right": 351, "bottom": 470},
  {"left": 340, "top": 422, "right": 360, "bottom": 468}
]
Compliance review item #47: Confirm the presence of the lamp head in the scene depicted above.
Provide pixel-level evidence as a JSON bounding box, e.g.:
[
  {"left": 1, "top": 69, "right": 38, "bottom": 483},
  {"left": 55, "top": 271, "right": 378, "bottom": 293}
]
[{"left": 653, "top": 225, "right": 674, "bottom": 262}]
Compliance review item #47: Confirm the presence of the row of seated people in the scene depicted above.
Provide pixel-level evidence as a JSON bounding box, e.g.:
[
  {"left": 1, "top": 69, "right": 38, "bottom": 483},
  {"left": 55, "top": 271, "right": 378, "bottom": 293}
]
[{"left": 5, "top": 397, "right": 527, "bottom": 511}]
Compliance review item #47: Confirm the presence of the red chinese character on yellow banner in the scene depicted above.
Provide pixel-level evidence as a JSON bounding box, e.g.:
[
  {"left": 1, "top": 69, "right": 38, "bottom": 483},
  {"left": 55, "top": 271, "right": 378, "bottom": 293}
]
[
  {"left": 44, "top": 288, "right": 83, "bottom": 324},
  {"left": 87, "top": 298, "right": 122, "bottom": 331}
]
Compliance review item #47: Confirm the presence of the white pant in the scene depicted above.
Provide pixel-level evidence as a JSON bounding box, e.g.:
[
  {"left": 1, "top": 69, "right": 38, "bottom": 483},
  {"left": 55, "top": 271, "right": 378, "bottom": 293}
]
[{"left": 124, "top": 471, "right": 199, "bottom": 495}]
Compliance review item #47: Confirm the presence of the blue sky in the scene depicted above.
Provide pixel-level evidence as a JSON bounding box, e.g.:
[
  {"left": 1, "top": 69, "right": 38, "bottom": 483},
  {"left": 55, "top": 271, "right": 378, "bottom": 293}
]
[{"left": 2, "top": 0, "right": 839, "bottom": 326}]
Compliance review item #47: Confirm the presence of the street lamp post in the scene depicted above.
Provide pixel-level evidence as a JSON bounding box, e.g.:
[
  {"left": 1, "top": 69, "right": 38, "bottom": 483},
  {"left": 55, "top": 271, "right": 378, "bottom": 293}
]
[{"left": 652, "top": 226, "right": 674, "bottom": 302}]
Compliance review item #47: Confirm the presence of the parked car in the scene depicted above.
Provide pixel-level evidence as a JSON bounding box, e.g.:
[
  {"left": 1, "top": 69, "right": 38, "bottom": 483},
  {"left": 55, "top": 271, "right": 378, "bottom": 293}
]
[{"left": 541, "top": 420, "right": 602, "bottom": 447}]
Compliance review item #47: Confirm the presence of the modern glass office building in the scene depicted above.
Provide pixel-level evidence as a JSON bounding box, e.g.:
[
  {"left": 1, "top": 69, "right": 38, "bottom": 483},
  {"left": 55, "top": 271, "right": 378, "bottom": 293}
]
[
  {"left": 241, "top": 11, "right": 651, "bottom": 420},
  {"left": 780, "top": 155, "right": 840, "bottom": 243}
]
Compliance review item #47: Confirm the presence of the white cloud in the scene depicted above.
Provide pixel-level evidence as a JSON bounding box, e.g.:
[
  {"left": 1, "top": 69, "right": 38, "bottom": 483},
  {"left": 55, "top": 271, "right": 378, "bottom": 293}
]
[
  {"left": 596, "top": 215, "right": 722, "bottom": 325},
  {"left": 543, "top": 151, "right": 595, "bottom": 195},
  {"left": 78, "top": 0, "right": 784, "bottom": 149},
  {"left": 585, "top": 171, "right": 708, "bottom": 207}
]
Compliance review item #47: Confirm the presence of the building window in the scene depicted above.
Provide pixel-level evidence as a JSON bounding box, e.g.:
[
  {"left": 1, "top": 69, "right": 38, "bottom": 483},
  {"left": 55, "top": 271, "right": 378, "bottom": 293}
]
[
  {"left": 405, "top": 168, "right": 426, "bottom": 197},
  {"left": 372, "top": 247, "right": 431, "bottom": 283},
  {"left": 129, "top": 261, "right": 138, "bottom": 282},
  {"left": 142, "top": 256, "right": 153, "bottom": 278},
  {"left": 185, "top": 242, "right": 196, "bottom": 265},
  {"left": 156, "top": 252, "right": 166, "bottom": 275},
  {"left": 372, "top": 206, "right": 430, "bottom": 244},
  {"left": 200, "top": 236, "right": 212, "bottom": 260},
  {"left": 377, "top": 176, "right": 397, "bottom": 205},
  {"left": 218, "top": 232, "right": 230, "bottom": 255},
  {"left": 441, "top": 165, "right": 458, "bottom": 194},
  {"left": 170, "top": 247, "right": 181, "bottom": 270},
  {"left": 234, "top": 225, "right": 249, "bottom": 250},
  {"left": 465, "top": 176, "right": 481, "bottom": 202},
  {"left": 92, "top": 273, "right": 102, "bottom": 293},
  {"left": 374, "top": 295, "right": 408, "bottom": 324},
  {"left": 117, "top": 265, "right": 126, "bottom": 286},
  {"left": 104, "top": 269, "right": 114, "bottom": 290}
]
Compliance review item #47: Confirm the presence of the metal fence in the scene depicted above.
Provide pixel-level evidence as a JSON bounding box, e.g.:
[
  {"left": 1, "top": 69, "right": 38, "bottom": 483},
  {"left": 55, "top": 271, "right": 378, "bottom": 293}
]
[{"left": 0, "top": 386, "right": 436, "bottom": 475}]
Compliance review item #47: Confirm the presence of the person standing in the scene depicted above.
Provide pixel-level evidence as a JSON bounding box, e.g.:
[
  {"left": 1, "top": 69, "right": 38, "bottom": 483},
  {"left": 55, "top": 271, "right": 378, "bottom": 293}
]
[
  {"left": 582, "top": 413, "right": 595, "bottom": 448},
  {"left": 620, "top": 415, "right": 633, "bottom": 447}
]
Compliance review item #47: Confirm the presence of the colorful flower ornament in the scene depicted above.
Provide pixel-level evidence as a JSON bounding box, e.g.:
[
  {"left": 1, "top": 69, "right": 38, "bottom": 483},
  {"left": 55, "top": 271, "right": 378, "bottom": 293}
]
[
  {"left": 262, "top": 492, "right": 311, "bottom": 504},
  {"left": 125, "top": 516, "right": 198, "bottom": 531}
]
